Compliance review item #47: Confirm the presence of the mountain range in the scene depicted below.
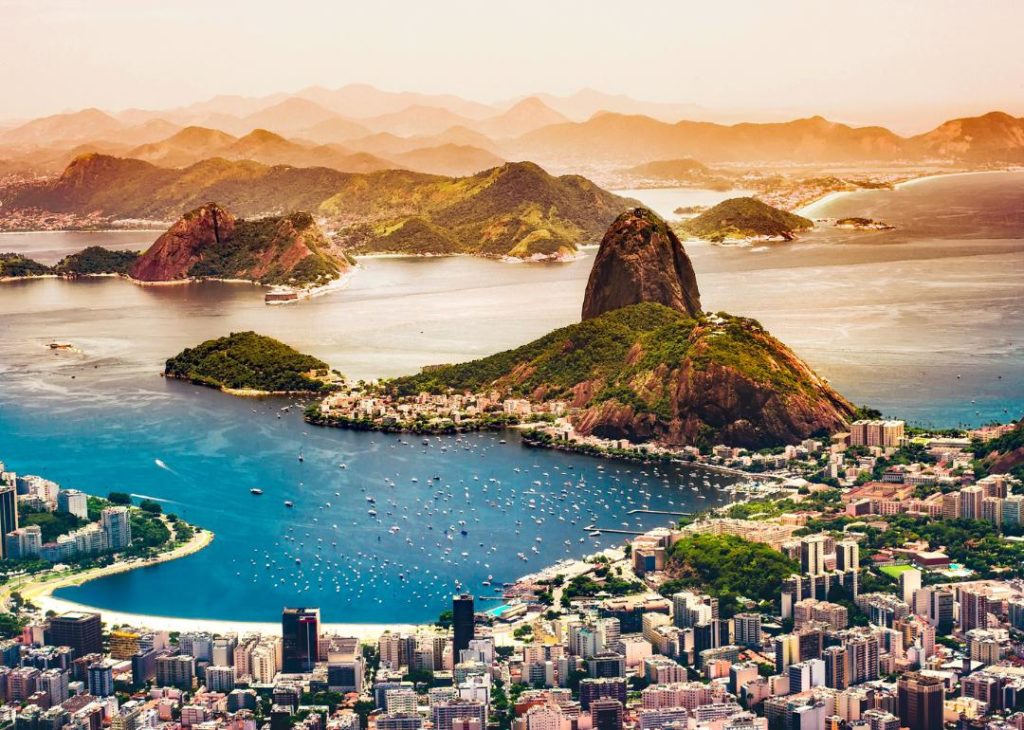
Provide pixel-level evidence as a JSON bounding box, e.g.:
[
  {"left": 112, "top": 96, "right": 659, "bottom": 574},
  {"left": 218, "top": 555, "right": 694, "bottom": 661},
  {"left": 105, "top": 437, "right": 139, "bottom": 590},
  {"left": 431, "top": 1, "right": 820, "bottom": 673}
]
[
  {"left": 4, "top": 155, "right": 632, "bottom": 259},
  {"left": 3, "top": 85, "right": 1023, "bottom": 177}
]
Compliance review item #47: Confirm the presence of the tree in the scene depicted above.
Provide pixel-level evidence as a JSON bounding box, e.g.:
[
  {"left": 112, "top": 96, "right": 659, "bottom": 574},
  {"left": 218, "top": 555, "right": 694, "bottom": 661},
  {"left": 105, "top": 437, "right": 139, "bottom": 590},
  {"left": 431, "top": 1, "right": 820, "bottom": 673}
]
[
  {"left": 108, "top": 492, "right": 132, "bottom": 505},
  {"left": 139, "top": 499, "right": 162, "bottom": 515}
]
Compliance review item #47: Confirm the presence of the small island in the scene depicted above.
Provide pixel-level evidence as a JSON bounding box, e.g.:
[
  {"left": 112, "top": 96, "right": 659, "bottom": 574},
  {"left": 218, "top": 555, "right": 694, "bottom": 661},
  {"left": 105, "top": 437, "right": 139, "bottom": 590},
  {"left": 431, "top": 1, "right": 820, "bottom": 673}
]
[
  {"left": 0, "top": 252, "right": 51, "bottom": 278},
  {"left": 164, "top": 331, "right": 339, "bottom": 395},
  {"left": 834, "top": 216, "right": 896, "bottom": 231},
  {"left": 54, "top": 246, "right": 140, "bottom": 275},
  {"left": 679, "top": 196, "right": 813, "bottom": 243}
]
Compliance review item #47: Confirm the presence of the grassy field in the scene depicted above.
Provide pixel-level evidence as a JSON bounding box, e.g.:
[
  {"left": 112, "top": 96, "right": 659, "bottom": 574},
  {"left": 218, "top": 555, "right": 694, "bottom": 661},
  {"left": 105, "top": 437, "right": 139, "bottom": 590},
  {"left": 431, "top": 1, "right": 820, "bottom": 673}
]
[{"left": 879, "top": 564, "right": 919, "bottom": 579}]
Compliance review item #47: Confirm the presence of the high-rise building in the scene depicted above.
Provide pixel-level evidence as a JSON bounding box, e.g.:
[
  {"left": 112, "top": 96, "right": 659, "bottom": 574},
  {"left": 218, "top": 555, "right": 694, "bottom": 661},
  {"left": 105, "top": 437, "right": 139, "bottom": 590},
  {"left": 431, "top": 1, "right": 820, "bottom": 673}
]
[
  {"left": 836, "top": 540, "right": 860, "bottom": 572},
  {"left": 205, "top": 665, "right": 236, "bottom": 692},
  {"left": 899, "top": 569, "right": 922, "bottom": 606},
  {"left": 156, "top": 655, "right": 196, "bottom": 688},
  {"left": 47, "top": 612, "right": 103, "bottom": 657},
  {"left": 822, "top": 646, "right": 847, "bottom": 689},
  {"left": 282, "top": 608, "right": 320, "bottom": 673},
  {"left": 800, "top": 535, "right": 828, "bottom": 576},
  {"left": 101, "top": 507, "right": 132, "bottom": 551},
  {"left": 960, "top": 486, "right": 985, "bottom": 521},
  {"left": 87, "top": 660, "right": 115, "bottom": 696},
  {"left": 57, "top": 489, "right": 88, "bottom": 520},
  {"left": 431, "top": 699, "right": 486, "bottom": 730},
  {"left": 452, "top": 595, "right": 475, "bottom": 659},
  {"left": 926, "top": 587, "right": 955, "bottom": 634},
  {"left": 897, "top": 672, "right": 944, "bottom": 730},
  {"left": 844, "top": 634, "right": 879, "bottom": 685},
  {"left": 0, "top": 485, "right": 19, "bottom": 559},
  {"left": 733, "top": 613, "right": 762, "bottom": 648},
  {"left": 590, "top": 699, "right": 624, "bottom": 730},
  {"left": 849, "top": 420, "right": 905, "bottom": 447}
]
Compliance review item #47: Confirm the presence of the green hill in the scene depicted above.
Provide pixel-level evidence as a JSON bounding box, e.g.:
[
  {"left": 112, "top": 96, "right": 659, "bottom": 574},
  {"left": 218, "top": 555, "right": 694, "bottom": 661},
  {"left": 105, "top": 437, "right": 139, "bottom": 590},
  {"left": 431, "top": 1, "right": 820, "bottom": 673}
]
[
  {"left": 388, "top": 302, "right": 853, "bottom": 449},
  {"left": 680, "top": 197, "right": 813, "bottom": 242},
  {"left": 0, "top": 253, "right": 50, "bottom": 277},
  {"left": 4, "top": 155, "right": 632, "bottom": 259},
  {"left": 165, "top": 331, "right": 335, "bottom": 394},
  {"left": 54, "top": 246, "right": 139, "bottom": 275}
]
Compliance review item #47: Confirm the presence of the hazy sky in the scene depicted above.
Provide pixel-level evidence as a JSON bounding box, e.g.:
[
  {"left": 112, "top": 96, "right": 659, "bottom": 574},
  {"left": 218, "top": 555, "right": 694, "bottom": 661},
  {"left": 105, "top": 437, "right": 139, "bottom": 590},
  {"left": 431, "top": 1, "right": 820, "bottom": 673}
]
[{"left": 3, "top": 0, "right": 1022, "bottom": 133}]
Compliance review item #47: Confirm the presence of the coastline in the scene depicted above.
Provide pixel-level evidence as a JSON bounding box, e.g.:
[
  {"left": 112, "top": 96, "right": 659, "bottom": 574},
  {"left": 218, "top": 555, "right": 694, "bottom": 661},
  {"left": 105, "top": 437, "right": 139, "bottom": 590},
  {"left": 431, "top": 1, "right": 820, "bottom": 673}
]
[
  {"left": 2, "top": 524, "right": 214, "bottom": 614},
  {"left": 796, "top": 168, "right": 1013, "bottom": 218}
]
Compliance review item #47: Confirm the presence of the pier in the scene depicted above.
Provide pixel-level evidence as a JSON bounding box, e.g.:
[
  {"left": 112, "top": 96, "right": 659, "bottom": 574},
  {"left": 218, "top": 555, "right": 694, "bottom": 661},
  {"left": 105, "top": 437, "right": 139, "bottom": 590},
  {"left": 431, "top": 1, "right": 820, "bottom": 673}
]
[{"left": 626, "top": 508, "right": 691, "bottom": 516}]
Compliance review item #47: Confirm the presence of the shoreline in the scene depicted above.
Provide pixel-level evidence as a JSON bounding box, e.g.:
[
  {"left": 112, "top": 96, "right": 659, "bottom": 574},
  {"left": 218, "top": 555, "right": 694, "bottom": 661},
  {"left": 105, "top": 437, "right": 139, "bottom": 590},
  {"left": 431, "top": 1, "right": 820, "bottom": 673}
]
[
  {"left": 3, "top": 523, "right": 214, "bottom": 613},
  {"left": 796, "top": 168, "right": 1014, "bottom": 217}
]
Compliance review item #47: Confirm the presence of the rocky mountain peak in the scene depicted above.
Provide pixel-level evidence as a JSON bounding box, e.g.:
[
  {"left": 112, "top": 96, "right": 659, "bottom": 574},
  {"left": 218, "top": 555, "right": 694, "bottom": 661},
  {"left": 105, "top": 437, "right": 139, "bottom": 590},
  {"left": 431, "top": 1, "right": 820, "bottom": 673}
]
[{"left": 581, "top": 207, "right": 701, "bottom": 321}]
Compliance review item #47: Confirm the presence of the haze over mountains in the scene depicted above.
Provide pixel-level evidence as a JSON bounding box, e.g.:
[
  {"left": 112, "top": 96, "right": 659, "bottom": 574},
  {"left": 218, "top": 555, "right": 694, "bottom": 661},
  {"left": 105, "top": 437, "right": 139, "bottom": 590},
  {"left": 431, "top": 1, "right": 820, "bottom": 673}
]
[{"left": 2, "top": 84, "right": 1023, "bottom": 182}]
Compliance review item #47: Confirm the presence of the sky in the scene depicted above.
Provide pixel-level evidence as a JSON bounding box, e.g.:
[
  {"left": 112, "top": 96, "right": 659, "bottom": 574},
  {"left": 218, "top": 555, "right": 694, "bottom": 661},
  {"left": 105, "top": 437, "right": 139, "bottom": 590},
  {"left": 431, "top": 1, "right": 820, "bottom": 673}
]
[{"left": 2, "top": 0, "right": 1022, "bottom": 133}]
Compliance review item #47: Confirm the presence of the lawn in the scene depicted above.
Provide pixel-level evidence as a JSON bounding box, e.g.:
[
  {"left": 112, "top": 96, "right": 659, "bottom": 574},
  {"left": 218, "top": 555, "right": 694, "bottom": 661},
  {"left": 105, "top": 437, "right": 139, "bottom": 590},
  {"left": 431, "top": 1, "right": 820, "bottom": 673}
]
[{"left": 879, "top": 564, "right": 918, "bottom": 579}]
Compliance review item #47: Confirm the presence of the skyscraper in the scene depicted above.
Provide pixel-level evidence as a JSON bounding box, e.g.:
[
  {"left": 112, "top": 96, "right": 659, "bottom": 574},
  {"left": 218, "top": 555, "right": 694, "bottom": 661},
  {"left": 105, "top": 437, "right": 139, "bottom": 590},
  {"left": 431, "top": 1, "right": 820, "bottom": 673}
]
[
  {"left": 47, "top": 612, "right": 103, "bottom": 657},
  {"left": 0, "top": 485, "right": 18, "bottom": 559},
  {"left": 452, "top": 594, "right": 475, "bottom": 659},
  {"left": 800, "top": 535, "right": 827, "bottom": 576},
  {"left": 897, "top": 672, "right": 944, "bottom": 730},
  {"left": 101, "top": 506, "right": 132, "bottom": 551},
  {"left": 282, "top": 608, "right": 320, "bottom": 673}
]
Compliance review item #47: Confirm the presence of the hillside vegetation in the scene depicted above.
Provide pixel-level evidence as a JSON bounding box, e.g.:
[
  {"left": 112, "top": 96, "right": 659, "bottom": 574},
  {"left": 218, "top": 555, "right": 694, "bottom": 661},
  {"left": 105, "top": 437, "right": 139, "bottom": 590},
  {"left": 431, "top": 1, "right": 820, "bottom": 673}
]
[
  {"left": 165, "top": 331, "right": 335, "bottom": 394},
  {"left": 388, "top": 302, "right": 853, "bottom": 448},
  {"left": 54, "top": 246, "right": 139, "bottom": 274},
  {"left": 4, "top": 156, "right": 632, "bottom": 259},
  {"left": 680, "top": 197, "right": 813, "bottom": 242}
]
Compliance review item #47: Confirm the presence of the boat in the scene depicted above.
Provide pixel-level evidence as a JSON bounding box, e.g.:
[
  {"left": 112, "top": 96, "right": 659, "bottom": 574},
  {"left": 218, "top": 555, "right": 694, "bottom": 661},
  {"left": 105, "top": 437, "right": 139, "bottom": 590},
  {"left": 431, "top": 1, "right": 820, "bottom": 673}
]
[
  {"left": 284, "top": 501, "right": 294, "bottom": 508},
  {"left": 250, "top": 488, "right": 264, "bottom": 495},
  {"left": 298, "top": 453, "right": 304, "bottom": 462}
]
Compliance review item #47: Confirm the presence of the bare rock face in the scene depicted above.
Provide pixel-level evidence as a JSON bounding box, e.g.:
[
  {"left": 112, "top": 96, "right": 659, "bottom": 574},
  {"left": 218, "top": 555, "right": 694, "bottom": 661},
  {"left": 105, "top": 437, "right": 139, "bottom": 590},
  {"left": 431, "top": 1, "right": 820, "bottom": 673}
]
[
  {"left": 131, "top": 203, "right": 236, "bottom": 281},
  {"left": 582, "top": 207, "right": 701, "bottom": 320}
]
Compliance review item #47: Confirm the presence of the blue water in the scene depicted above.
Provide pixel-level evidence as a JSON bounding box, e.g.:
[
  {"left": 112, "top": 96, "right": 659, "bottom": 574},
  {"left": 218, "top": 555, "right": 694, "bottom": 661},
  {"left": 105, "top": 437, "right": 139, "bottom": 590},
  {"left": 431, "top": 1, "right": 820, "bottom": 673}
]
[
  {"left": 0, "top": 171, "right": 1022, "bottom": 623},
  {"left": 0, "top": 379, "right": 733, "bottom": 623}
]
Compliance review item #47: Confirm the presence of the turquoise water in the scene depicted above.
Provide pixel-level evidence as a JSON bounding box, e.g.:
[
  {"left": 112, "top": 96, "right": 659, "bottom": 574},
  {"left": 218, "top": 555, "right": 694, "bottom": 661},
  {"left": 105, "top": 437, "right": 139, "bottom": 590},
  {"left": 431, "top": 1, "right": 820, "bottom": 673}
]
[{"left": 0, "top": 171, "right": 1021, "bottom": 622}]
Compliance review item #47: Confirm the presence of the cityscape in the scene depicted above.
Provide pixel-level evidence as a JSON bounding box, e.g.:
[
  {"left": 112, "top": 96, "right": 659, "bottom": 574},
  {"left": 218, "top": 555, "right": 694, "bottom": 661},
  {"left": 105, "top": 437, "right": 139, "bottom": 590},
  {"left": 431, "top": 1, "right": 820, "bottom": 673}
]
[{"left": 1, "top": 3, "right": 1023, "bottom": 730}]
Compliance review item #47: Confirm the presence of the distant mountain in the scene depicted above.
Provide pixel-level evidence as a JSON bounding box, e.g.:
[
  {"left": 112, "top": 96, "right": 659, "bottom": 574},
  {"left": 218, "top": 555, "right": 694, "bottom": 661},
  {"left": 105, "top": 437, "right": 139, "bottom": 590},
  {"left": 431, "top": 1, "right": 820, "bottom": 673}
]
[
  {"left": 123, "top": 127, "right": 397, "bottom": 172},
  {"left": 131, "top": 203, "right": 351, "bottom": 286},
  {"left": 517, "top": 89, "right": 708, "bottom": 123},
  {"left": 2, "top": 155, "right": 630, "bottom": 260},
  {"left": 0, "top": 108, "right": 124, "bottom": 147},
  {"left": 390, "top": 144, "right": 504, "bottom": 176},
  {"left": 327, "top": 161, "right": 635, "bottom": 259},
  {"left": 910, "top": 111, "right": 1024, "bottom": 162},
  {"left": 359, "top": 105, "right": 477, "bottom": 137},
  {"left": 294, "top": 83, "right": 498, "bottom": 120},
  {"left": 620, "top": 158, "right": 732, "bottom": 188},
  {"left": 296, "top": 116, "right": 374, "bottom": 144},
  {"left": 681, "top": 198, "right": 813, "bottom": 242},
  {"left": 127, "top": 126, "right": 239, "bottom": 167},
  {"left": 239, "top": 98, "right": 346, "bottom": 135},
  {"left": 474, "top": 97, "right": 570, "bottom": 139},
  {"left": 346, "top": 126, "right": 503, "bottom": 157},
  {"left": 4, "top": 154, "right": 353, "bottom": 220},
  {"left": 515, "top": 114, "right": 906, "bottom": 164}
]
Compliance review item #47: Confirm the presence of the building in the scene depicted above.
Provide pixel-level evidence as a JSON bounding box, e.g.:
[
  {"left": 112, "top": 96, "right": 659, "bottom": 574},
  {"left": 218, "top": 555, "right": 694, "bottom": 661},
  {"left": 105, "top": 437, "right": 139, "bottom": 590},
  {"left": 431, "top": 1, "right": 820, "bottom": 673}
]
[
  {"left": 579, "top": 678, "right": 626, "bottom": 710},
  {"left": 589, "top": 699, "right": 624, "bottom": 730},
  {"left": 87, "top": 661, "right": 114, "bottom": 697},
  {"left": 452, "top": 595, "right": 475, "bottom": 660},
  {"left": 0, "top": 485, "right": 19, "bottom": 559},
  {"left": 431, "top": 699, "right": 485, "bottom": 730},
  {"left": 899, "top": 569, "right": 922, "bottom": 606},
  {"left": 205, "top": 665, "right": 236, "bottom": 692},
  {"left": 156, "top": 654, "right": 196, "bottom": 688},
  {"left": 57, "top": 490, "right": 88, "bottom": 520},
  {"left": 800, "top": 535, "right": 828, "bottom": 576},
  {"left": 849, "top": 420, "right": 905, "bottom": 448},
  {"left": 100, "top": 507, "right": 132, "bottom": 551},
  {"left": 6, "top": 525, "right": 43, "bottom": 559},
  {"left": 897, "top": 672, "right": 943, "bottom": 730},
  {"left": 733, "top": 613, "right": 762, "bottom": 648},
  {"left": 282, "top": 608, "right": 320, "bottom": 673},
  {"left": 47, "top": 612, "right": 102, "bottom": 657}
]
